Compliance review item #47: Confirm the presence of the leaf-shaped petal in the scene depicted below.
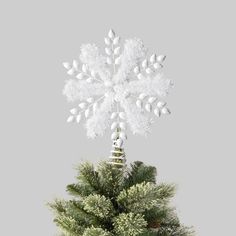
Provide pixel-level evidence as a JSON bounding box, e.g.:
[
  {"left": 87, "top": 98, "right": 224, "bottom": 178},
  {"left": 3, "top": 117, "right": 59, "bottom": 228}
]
[
  {"left": 115, "top": 56, "right": 121, "bottom": 65},
  {"left": 119, "top": 112, "right": 126, "bottom": 120},
  {"left": 76, "top": 73, "right": 84, "bottom": 80},
  {"left": 113, "top": 36, "right": 120, "bottom": 45},
  {"left": 161, "top": 107, "right": 170, "bottom": 115},
  {"left": 85, "top": 108, "right": 90, "bottom": 118},
  {"left": 108, "top": 29, "right": 115, "bottom": 39},
  {"left": 111, "top": 122, "right": 118, "bottom": 130},
  {"left": 106, "top": 57, "right": 112, "bottom": 65},
  {"left": 133, "top": 66, "right": 140, "bottom": 74},
  {"left": 70, "top": 108, "right": 77, "bottom": 115},
  {"left": 72, "top": 60, "right": 79, "bottom": 70},
  {"left": 63, "top": 62, "right": 71, "bottom": 70},
  {"left": 119, "top": 122, "right": 126, "bottom": 130},
  {"left": 137, "top": 73, "right": 143, "bottom": 80},
  {"left": 150, "top": 54, "right": 157, "bottom": 63},
  {"left": 119, "top": 132, "right": 127, "bottom": 140},
  {"left": 79, "top": 102, "right": 87, "bottom": 109},
  {"left": 148, "top": 97, "right": 157, "bottom": 104},
  {"left": 142, "top": 59, "right": 148, "bottom": 68},
  {"left": 136, "top": 100, "right": 143, "bottom": 108},
  {"left": 139, "top": 93, "right": 147, "bottom": 100},
  {"left": 104, "top": 37, "right": 111, "bottom": 45},
  {"left": 76, "top": 114, "right": 82, "bottom": 123},
  {"left": 67, "top": 115, "right": 74, "bottom": 123},
  {"left": 157, "top": 101, "right": 166, "bottom": 108},
  {"left": 110, "top": 112, "right": 117, "bottom": 119},
  {"left": 153, "top": 63, "right": 162, "bottom": 70},
  {"left": 105, "top": 48, "right": 112, "bottom": 55},
  {"left": 90, "top": 70, "right": 96, "bottom": 77},
  {"left": 87, "top": 97, "right": 94, "bottom": 103},
  {"left": 157, "top": 55, "right": 166, "bottom": 63},
  {"left": 145, "top": 103, "right": 152, "bottom": 112},
  {"left": 93, "top": 102, "right": 98, "bottom": 113},
  {"left": 114, "top": 47, "right": 121, "bottom": 55},
  {"left": 86, "top": 77, "right": 93, "bottom": 83},
  {"left": 111, "top": 131, "right": 118, "bottom": 140},
  {"left": 82, "top": 64, "right": 88, "bottom": 73},
  {"left": 67, "top": 68, "right": 75, "bottom": 75},
  {"left": 145, "top": 68, "right": 152, "bottom": 74},
  {"left": 154, "top": 108, "right": 160, "bottom": 117}
]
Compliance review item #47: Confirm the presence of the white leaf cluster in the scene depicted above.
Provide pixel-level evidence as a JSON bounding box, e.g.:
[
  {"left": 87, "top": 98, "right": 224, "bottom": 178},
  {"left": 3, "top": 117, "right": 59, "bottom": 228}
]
[
  {"left": 115, "top": 38, "right": 147, "bottom": 83},
  {"left": 62, "top": 29, "right": 173, "bottom": 142},
  {"left": 80, "top": 44, "right": 110, "bottom": 81}
]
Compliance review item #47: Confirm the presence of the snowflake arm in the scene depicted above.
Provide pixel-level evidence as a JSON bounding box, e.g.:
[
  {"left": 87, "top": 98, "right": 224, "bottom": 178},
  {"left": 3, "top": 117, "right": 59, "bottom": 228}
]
[
  {"left": 128, "top": 73, "right": 173, "bottom": 97},
  {"left": 63, "top": 79, "right": 106, "bottom": 102},
  {"left": 86, "top": 95, "right": 115, "bottom": 138}
]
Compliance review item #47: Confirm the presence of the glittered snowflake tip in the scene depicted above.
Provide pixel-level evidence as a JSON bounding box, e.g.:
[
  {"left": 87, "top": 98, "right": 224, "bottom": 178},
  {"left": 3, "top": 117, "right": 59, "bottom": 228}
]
[{"left": 63, "top": 29, "right": 173, "bottom": 140}]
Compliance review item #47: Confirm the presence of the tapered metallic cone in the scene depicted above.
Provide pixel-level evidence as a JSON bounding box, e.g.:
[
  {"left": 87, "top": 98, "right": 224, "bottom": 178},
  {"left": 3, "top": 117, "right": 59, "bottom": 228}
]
[{"left": 107, "top": 138, "right": 126, "bottom": 168}]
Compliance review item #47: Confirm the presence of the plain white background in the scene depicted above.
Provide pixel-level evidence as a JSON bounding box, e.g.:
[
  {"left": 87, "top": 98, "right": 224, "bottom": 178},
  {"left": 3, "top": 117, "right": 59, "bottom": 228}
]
[{"left": 0, "top": 1, "right": 235, "bottom": 235}]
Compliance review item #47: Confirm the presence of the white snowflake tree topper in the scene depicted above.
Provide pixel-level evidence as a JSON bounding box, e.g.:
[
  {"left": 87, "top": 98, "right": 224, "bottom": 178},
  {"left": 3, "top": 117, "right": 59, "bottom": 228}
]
[{"left": 63, "top": 29, "right": 173, "bottom": 152}]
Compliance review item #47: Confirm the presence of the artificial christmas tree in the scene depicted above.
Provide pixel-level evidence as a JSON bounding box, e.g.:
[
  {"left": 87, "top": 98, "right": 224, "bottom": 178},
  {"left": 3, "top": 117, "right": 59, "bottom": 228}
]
[
  {"left": 49, "top": 161, "right": 193, "bottom": 236},
  {"left": 49, "top": 30, "right": 194, "bottom": 236}
]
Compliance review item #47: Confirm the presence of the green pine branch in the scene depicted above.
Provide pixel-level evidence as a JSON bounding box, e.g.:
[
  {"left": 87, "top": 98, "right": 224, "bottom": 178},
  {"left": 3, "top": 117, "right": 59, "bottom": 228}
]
[
  {"left": 54, "top": 213, "right": 84, "bottom": 236},
  {"left": 83, "top": 226, "right": 113, "bottom": 236},
  {"left": 76, "top": 162, "right": 101, "bottom": 194},
  {"left": 97, "top": 162, "right": 125, "bottom": 198},
  {"left": 83, "top": 194, "right": 115, "bottom": 219},
  {"left": 66, "top": 183, "right": 94, "bottom": 198},
  {"left": 49, "top": 160, "right": 194, "bottom": 236},
  {"left": 117, "top": 182, "right": 175, "bottom": 214},
  {"left": 124, "top": 161, "right": 157, "bottom": 189}
]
